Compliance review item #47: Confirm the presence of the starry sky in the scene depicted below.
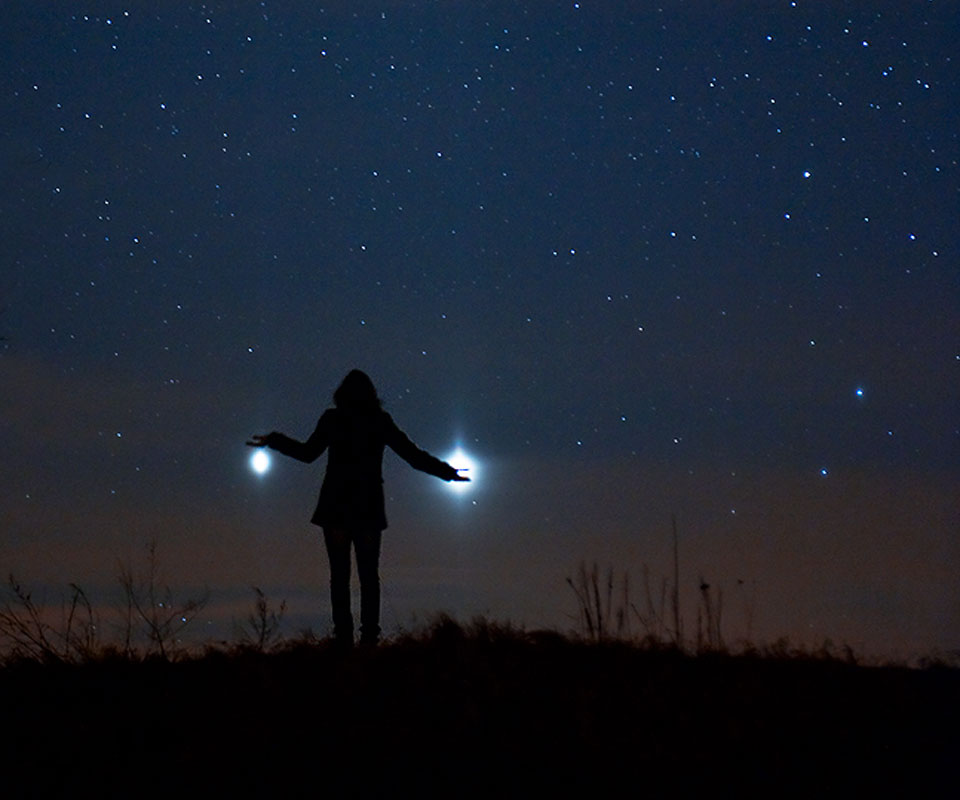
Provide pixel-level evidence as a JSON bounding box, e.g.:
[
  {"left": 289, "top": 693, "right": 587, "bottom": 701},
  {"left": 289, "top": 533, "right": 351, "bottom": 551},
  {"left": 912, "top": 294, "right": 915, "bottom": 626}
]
[{"left": 2, "top": 2, "right": 957, "bottom": 658}]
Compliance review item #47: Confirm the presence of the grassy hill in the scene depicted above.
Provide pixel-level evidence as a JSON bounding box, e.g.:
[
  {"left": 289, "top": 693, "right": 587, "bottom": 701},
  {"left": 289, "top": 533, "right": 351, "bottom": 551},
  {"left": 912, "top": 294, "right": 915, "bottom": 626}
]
[{"left": 2, "top": 617, "right": 956, "bottom": 797}]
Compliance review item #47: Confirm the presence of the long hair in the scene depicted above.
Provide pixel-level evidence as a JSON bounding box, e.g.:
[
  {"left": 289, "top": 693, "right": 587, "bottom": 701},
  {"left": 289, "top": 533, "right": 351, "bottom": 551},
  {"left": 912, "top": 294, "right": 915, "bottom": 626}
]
[{"left": 333, "top": 369, "right": 382, "bottom": 414}]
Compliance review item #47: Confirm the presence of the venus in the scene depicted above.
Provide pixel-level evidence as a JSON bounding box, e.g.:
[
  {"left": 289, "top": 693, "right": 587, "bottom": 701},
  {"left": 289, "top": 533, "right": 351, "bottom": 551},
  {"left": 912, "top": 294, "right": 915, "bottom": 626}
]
[{"left": 250, "top": 449, "right": 270, "bottom": 475}]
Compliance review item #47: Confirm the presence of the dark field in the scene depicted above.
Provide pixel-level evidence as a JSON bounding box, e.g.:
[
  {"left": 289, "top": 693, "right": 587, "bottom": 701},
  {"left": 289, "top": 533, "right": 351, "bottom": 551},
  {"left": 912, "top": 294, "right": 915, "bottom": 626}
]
[{"left": 2, "top": 620, "right": 956, "bottom": 798}]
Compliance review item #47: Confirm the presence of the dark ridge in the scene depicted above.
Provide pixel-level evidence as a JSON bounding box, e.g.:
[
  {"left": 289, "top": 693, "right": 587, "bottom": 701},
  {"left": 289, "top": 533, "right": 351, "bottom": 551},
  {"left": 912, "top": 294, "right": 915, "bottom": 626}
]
[{"left": 2, "top": 619, "right": 956, "bottom": 797}]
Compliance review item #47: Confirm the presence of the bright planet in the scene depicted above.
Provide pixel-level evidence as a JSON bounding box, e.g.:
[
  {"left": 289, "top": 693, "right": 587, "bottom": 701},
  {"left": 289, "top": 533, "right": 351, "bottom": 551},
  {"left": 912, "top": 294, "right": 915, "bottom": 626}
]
[
  {"left": 250, "top": 449, "right": 270, "bottom": 476},
  {"left": 445, "top": 447, "right": 476, "bottom": 494}
]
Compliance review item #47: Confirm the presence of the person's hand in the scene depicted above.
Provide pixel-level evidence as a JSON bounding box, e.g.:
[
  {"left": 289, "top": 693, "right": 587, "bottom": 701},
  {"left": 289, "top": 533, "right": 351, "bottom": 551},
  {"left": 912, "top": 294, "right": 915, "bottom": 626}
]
[
  {"left": 451, "top": 469, "right": 470, "bottom": 482},
  {"left": 246, "top": 433, "right": 271, "bottom": 447}
]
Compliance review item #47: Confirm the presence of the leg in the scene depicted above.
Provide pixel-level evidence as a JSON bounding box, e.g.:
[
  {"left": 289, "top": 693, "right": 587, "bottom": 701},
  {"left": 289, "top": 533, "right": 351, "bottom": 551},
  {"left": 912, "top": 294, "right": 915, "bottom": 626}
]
[
  {"left": 353, "top": 528, "right": 383, "bottom": 645},
  {"left": 323, "top": 527, "right": 354, "bottom": 644}
]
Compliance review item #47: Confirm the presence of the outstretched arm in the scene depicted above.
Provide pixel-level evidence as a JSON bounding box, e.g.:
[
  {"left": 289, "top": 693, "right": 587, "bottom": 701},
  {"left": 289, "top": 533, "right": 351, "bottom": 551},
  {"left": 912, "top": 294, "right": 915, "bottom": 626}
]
[
  {"left": 247, "top": 416, "right": 329, "bottom": 463},
  {"left": 385, "top": 417, "right": 469, "bottom": 481}
]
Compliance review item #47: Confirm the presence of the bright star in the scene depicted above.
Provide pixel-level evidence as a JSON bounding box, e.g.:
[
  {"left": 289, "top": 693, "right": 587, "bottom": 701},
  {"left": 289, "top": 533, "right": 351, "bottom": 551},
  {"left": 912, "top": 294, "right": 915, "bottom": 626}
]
[
  {"left": 250, "top": 449, "right": 270, "bottom": 475},
  {"left": 445, "top": 447, "right": 477, "bottom": 494}
]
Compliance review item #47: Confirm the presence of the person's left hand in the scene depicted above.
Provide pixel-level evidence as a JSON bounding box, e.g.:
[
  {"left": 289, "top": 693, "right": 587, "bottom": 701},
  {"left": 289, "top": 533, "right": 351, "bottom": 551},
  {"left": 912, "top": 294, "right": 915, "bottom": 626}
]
[{"left": 246, "top": 433, "right": 270, "bottom": 447}]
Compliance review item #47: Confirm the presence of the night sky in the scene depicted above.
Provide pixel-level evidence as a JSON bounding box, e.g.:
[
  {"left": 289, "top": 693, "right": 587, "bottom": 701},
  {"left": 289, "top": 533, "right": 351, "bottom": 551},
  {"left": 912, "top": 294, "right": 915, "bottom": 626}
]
[{"left": 2, "top": 3, "right": 957, "bottom": 658}]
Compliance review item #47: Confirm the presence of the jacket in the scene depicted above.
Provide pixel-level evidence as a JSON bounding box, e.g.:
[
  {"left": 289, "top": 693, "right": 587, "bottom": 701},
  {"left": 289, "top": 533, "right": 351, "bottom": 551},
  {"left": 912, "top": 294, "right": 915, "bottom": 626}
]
[{"left": 266, "top": 408, "right": 457, "bottom": 530}]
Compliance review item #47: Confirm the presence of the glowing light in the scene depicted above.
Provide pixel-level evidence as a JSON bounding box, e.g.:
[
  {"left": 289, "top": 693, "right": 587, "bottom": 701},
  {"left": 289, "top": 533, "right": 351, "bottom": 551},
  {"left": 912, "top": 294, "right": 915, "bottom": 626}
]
[
  {"left": 445, "top": 447, "right": 477, "bottom": 494},
  {"left": 250, "top": 449, "right": 270, "bottom": 475}
]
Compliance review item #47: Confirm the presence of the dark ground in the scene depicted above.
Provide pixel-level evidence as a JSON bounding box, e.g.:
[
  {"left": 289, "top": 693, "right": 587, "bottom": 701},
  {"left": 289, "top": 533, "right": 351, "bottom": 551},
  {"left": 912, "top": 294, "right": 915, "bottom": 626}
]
[{"left": 2, "top": 620, "right": 957, "bottom": 798}]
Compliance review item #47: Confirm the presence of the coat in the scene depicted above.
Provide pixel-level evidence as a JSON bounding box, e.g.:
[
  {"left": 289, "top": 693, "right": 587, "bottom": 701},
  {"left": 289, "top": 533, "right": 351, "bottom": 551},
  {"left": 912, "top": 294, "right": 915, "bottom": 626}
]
[{"left": 266, "top": 408, "right": 457, "bottom": 530}]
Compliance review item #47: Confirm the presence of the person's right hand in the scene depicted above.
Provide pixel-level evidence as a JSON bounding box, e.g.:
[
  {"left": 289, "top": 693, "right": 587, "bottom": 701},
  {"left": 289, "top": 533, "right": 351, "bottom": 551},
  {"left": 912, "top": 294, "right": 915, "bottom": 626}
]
[{"left": 246, "top": 433, "right": 271, "bottom": 447}]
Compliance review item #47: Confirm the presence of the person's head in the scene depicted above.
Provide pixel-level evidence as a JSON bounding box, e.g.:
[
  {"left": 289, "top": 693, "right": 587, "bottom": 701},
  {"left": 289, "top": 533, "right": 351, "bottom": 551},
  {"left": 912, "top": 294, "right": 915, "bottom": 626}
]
[{"left": 333, "top": 369, "right": 381, "bottom": 413}]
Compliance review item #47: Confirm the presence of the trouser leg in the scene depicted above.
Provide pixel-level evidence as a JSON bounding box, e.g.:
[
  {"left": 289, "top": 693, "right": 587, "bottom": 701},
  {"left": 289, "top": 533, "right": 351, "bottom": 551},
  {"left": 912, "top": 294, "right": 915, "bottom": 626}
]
[
  {"left": 353, "top": 528, "right": 383, "bottom": 644},
  {"left": 323, "top": 527, "right": 353, "bottom": 643}
]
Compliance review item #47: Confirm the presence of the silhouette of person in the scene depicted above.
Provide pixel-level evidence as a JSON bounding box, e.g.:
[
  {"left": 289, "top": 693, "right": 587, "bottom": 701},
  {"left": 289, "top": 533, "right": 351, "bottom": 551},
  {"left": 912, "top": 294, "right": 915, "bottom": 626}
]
[{"left": 248, "top": 369, "right": 468, "bottom": 646}]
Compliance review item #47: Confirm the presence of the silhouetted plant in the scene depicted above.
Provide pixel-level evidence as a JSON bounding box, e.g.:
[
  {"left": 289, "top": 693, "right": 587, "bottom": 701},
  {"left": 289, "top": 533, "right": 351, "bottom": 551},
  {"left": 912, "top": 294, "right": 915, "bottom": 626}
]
[
  {"left": 566, "top": 562, "right": 632, "bottom": 643},
  {"left": 568, "top": 518, "right": 691, "bottom": 647},
  {"left": 117, "top": 541, "right": 208, "bottom": 660},
  {"left": 0, "top": 575, "right": 98, "bottom": 663},
  {"left": 696, "top": 576, "right": 724, "bottom": 652},
  {"left": 669, "top": 514, "right": 683, "bottom": 646},
  {"left": 566, "top": 562, "right": 606, "bottom": 642},
  {"left": 234, "top": 586, "right": 287, "bottom": 652},
  {"left": 735, "top": 577, "right": 757, "bottom": 645},
  {"left": 633, "top": 562, "right": 670, "bottom": 642},
  {"left": 562, "top": 516, "right": 773, "bottom": 655}
]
